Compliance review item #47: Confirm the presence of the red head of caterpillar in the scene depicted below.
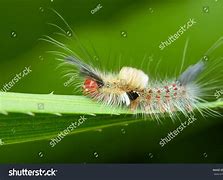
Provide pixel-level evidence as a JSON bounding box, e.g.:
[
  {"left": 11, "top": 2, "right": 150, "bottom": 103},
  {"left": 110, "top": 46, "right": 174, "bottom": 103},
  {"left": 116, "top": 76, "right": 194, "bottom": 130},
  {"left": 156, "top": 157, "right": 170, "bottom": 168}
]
[{"left": 83, "top": 78, "right": 99, "bottom": 94}]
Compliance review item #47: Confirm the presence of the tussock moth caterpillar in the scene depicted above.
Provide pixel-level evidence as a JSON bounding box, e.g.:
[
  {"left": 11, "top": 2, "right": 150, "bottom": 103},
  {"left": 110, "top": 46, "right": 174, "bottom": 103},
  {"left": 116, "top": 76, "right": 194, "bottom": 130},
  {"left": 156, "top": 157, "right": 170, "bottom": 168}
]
[{"left": 64, "top": 56, "right": 204, "bottom": 117}]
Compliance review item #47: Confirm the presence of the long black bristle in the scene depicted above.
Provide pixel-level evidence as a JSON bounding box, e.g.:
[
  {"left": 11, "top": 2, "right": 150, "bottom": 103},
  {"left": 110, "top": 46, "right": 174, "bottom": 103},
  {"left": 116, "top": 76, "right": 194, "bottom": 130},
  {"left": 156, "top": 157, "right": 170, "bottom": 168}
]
[{"left": 65, "top": 56, "right": 104, "bottom": 86}]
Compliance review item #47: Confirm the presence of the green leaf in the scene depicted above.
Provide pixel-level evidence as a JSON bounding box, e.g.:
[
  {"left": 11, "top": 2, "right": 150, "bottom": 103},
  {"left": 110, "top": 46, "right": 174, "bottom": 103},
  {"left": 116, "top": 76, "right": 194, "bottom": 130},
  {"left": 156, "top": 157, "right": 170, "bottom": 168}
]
[
  {"left": 0, "top": 92, "right": 222, "bottom": 145},
  {"left": 0, "top": 92, "right": 131, "bottom": 115}
]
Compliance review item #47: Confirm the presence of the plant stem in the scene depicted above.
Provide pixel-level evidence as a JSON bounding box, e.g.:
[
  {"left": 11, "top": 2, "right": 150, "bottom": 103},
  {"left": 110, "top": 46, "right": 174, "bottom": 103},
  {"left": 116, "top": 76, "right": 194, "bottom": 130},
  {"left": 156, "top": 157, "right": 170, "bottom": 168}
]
[{"left": 0, "top": 92, "right": 222, "bottom": 115}]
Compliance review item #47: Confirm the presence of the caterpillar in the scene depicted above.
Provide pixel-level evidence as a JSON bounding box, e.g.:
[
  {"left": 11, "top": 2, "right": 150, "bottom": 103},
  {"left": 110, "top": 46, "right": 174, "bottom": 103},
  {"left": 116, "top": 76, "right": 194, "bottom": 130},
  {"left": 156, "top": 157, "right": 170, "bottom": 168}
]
[
  {"left": 62, "top": 52, "right": 223, "bottom": 120},
  {"left": 41, "top": 9, "right": 223, "bottom": 119},
  {"left": 64, "top": 56, "right": 205, "bottom": 117}
]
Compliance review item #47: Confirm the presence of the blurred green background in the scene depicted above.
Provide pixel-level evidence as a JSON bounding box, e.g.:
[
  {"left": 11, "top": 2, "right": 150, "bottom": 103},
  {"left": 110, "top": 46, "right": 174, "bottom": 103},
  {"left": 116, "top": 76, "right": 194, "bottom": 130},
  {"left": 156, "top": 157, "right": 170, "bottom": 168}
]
[{"left": 0, "top": 0, "right": 223, "bottom": 163}]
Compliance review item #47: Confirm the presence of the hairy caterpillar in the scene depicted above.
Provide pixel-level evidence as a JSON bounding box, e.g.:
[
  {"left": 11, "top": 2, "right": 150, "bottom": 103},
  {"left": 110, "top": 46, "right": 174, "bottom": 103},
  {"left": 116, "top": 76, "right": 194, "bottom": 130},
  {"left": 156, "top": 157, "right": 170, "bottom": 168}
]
[
  {"left": 41, "top": 9, "right": 223, "bottom": 119},
  {"left": 64, "top": 56, "right": 204, "bottom": 117}
]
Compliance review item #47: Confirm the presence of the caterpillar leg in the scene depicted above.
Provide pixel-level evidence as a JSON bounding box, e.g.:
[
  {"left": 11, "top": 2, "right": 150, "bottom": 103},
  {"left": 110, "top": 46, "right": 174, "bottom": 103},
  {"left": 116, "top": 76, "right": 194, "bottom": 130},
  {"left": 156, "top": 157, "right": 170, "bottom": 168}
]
[{"left": 130, "top": 99, "right": 139, "bottom": 111}]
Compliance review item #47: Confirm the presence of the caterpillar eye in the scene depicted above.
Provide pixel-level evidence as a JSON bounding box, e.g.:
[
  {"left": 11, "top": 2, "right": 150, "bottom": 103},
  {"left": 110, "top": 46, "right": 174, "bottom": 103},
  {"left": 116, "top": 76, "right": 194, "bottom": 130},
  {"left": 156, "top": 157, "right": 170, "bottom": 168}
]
[{"left": 126, "top": 91, "right": 140, "bottom": 101}]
